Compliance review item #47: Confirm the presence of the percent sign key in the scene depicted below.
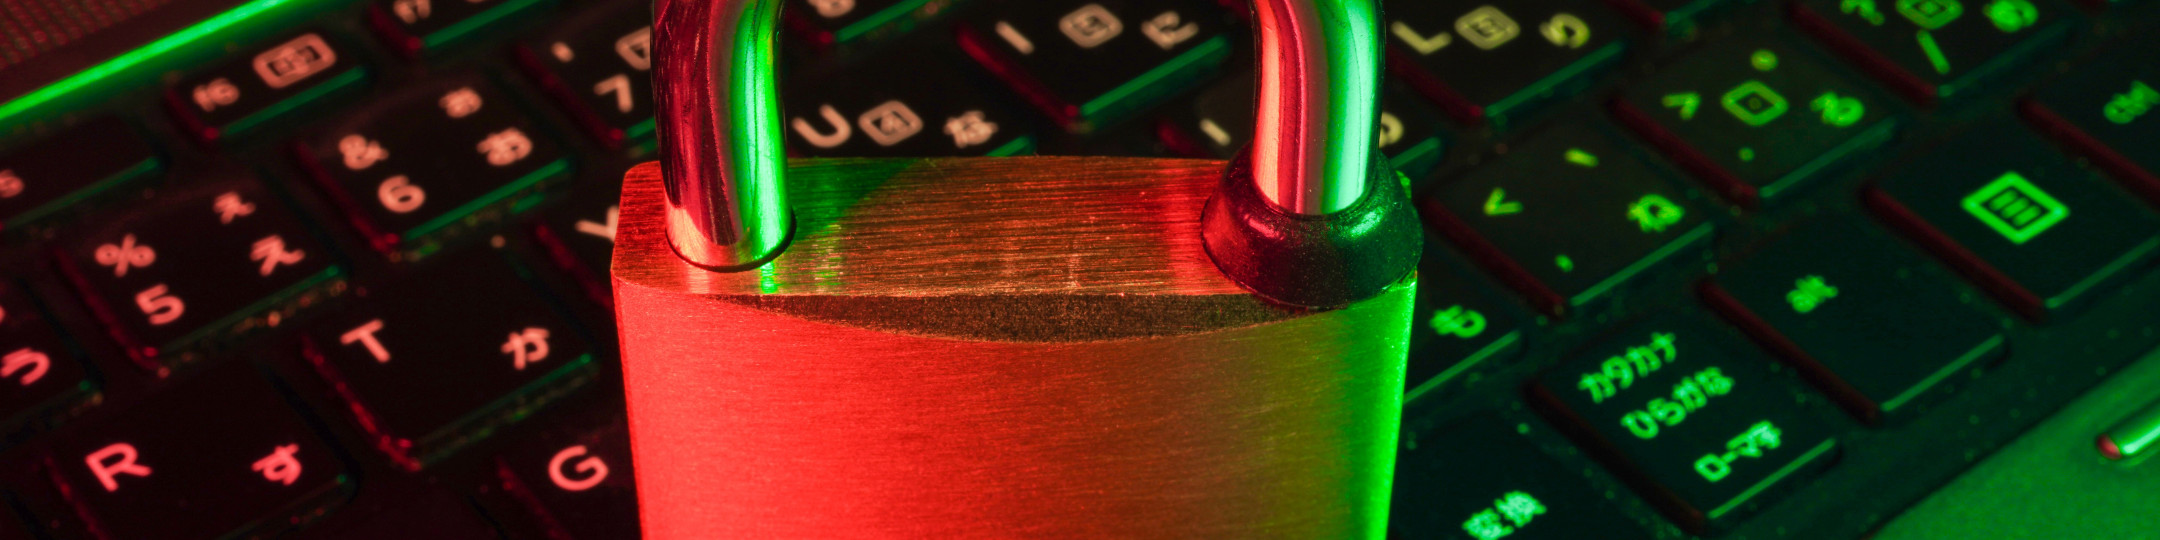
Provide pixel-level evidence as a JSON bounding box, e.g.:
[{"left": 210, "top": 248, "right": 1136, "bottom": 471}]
[{"left": 95, "top": 234, "right": 158, "bottom": 277}]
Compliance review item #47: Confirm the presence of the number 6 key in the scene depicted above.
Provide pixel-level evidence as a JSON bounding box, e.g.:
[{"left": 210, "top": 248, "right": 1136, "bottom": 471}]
[{"left": 294, "top": 75, "right": 571, "bottom": 262}]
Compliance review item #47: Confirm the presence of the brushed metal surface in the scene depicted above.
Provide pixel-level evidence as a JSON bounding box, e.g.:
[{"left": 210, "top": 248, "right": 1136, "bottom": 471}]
[{"left": 612, "top": 158, "right": 1416, "bottom": 538}]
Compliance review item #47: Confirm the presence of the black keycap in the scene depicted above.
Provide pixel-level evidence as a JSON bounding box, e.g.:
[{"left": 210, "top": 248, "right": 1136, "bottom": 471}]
[
  {"left": 44, "top": 362, "right": 351, "bottom": 540},
  {"left": 165, "top": 31, "right": 367, "bottom": 143},
  {"left": 302, "top": 246, "right": 596, "bottom": 470},
  {"left": 1391, "top": 414, "right": 1652, "bottom": 540},
  {"left": 1529, "top": 315, "right": 1839, "bottom": 533},
  {"left": 54, "top": 175, "right": 344, "bottom": 371},
  {"left": 494, "top": 411, "right": 639, "bottom": 539},
  {"left": 369, "top": 0, "right": 558, "bottom": 57},
  {"left": 785, "top": 37, "right": 1036, "bottom": 157},
  {"left": 1421, "top": 121, "right": 1712, "bottom": 315},
  {"left": 296, "top": 75, "right": 572, "bottom": 262},
  {"left": 954, "top": 0, "right": 1232, "bottom": 132},
  {"left": 1406, "top": 250, "right": 1525, "bottom": 401},
  {"left": 2023, "top": 46, "right": 2160, "bottom": 206},
  {"left": 531, "top": 174, "right": 622, "bottom": 308},
  {"left": 0, "top": 282, "right": 93, "bottom": 430},
  {"left": 785, "top": 0, "right": 951, "bottom": 47},
  {"left": 1386, "top": 0, "right": 1627, "bottom": 127},
  {"left": 515, "top": 1, "right": 655, "bottom": 149},
  {"left": 1703, "top": 217, "right": 2005, "bottom": 423},
  {"left": 1793, "top": 0, "right": 2072, "bottom": 104},
  {"left": 1865, "top": 122, "right": 2160, "bottom": 321},
  {"left": 1604, "top": 0, "right": 1742, "bottom": 31},
  {"left": 1173, "top": 73, "right": 1447, "bottom": 177},
  {"left": 321, "top": 489, "right": 499, "bottom": 540},
  {"left": 0, "top": 118, "right": 160, "bottom": 235},
  {"left": 1611, "top": 36, "right": 1897, "bottom": 207}
]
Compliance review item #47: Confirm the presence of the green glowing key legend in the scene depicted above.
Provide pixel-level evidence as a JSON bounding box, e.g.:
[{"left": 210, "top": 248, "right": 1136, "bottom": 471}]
[
  {"left": 1961, "top": 171, "right": 2068, "bottom": 245},
  {"left": 1462, "top": 491, "right": 1547, "bottom": 540},
  {"left": 1429, "top": 305, "right": 1490, "bottom": 339},
  {"left": 1897, "top": 0, "right": 1964, "bottom": 29},
  {"left": 1721, "top": 80, "right": 1790, "bottom": 127},
  {"left": 1628, "top": 194, "right": 1687, "bottom": 233},
  {"left": 1787, "top": 275, "right": 1840, "bottom": 313},
  {"left": 2104, "top": 80, "right": 2156, "bottom": 125}
]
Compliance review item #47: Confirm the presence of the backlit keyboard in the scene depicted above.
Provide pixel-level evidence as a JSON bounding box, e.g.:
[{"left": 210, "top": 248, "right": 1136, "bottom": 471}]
[{"left": 2, "top": 0, "right": 2158, "bottom": 538}]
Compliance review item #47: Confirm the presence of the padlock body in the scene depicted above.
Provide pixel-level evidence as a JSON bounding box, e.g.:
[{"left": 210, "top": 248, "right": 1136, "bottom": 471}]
[{"left": 611, "top": 158, "right": 1414, "bottom": 538}]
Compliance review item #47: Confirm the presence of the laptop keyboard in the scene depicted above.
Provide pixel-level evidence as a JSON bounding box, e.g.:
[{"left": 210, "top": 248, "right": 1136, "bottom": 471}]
[{"left": 0, "top": 0, "right": 2156, "bottom": 538}]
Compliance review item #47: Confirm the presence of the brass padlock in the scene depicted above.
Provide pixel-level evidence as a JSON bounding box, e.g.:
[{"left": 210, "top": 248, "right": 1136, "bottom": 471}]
[{"left": 612, "top": 0, "right": 1421, "bottom": 537}]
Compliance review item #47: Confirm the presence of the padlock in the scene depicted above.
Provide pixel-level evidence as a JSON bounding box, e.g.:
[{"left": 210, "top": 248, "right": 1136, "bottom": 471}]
[{"left": 612, "top": 0, "right": 1422, "bottom": 537}]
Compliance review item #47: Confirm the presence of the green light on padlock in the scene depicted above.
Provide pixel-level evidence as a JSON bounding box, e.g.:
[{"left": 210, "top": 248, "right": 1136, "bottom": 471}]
[{"left": 615, "top": 1, "right": 1423, "bottom": 538}]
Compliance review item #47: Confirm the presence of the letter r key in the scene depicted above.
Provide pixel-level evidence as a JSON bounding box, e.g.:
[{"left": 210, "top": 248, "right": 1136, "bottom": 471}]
[
  {"left": 45, "top": 364, "right": 349, "bottom": 538},
  {"left": 85, "top": 443, "right": 153, "bottom": 492}
]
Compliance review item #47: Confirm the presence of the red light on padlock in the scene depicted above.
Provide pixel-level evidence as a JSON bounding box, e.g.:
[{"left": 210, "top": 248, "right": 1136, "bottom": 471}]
[{"left": 614, "top": 1, "right": 1421, "bottom": 537}]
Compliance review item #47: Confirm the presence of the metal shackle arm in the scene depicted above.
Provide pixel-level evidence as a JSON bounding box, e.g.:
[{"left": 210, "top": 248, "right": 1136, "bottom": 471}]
[
  {"left": 651, "top": 0, "right": 1385, "bottom": 270},
  {"left": 653, "top": 0, "right": 789, "bottom": 271},
  {"left": 1251, "top": 0, "right": 1381, "bottom": 216}
]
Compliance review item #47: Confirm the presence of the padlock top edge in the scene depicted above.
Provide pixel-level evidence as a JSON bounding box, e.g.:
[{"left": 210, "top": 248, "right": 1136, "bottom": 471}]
[
  {"left": 616, "top": 159, "right": 1266, "bottom": 297},
  {"left": 614, "top": 158, "right": 1370, "bottom": 341}
]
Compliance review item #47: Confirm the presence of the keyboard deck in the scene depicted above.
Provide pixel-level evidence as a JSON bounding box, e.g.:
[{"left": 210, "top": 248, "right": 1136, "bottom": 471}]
[{"left": 1, "top": 0, "right": 2158, "bottom": 538}]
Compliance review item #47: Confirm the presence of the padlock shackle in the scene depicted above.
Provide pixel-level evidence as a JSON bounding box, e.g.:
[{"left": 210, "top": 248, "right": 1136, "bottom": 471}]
[
  {"left": 653, "top": 0, "right": 791, "bottom": 270},
  {"left": 651, "top": 0, "right": 1383, "bottom": 269},
  {"left": 1249, "top": 0, "right": 1381, "bottom": 216}
]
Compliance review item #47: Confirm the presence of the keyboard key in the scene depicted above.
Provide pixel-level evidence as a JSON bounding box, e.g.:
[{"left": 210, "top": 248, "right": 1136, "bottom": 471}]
[
  {"left": 1611, "top": 36, "right": 1898, "bottom": 207},
  {"left": 44, "top": 362, "right": 351, "bottom": 540},
  {"left": 53, "top": 175, "right": 345, "bottom": 371},
  {"left": 955, "top": 0, "right": 1232, "bottom": 132},
  {"left": 0, "top": 282, "right": 94, "bottom": 431},
  {"left": 493, "top": 411, "right": 638, "bottom": 539},
  {"left": 1406, "top": 252, "right": 1525, "bottom": 401},
  {"left": 531, "top": 175, "right": 622, "bottom": 308},
  {"left": 785, "top": 37, "right": 1036, "bottom": 157},
  {"left": 165, "top": 31, "right": 367, "bottom": 143},
  {"left": 1865, "top": 122, "right": 2160, "bottom": 320},
  {"left": 785, "top": 0, "right": 954, "bottom": 47},
  {"left": 515, "top": 1, "right": 655, "bottom": 149},
  {"left": 0, "top": 118, "right": 161, "bottom": 237},
  {"left": 368, "top": 0, "right": 558, "bottom": 58},
  {"left": 1391, "top": 414, "right": 1652, "bottom": 540},
  {"left": 321, "top": 489, "right": 499, "bottom": 540},
  {"left": 1793, "top": 0, "right": 2072, "bottom": 104},
  {"left": 1528, "top": 315, "right": 1839, "bottom": 533},
  {"left": 302, "top": 246, "right": 596, "bottom": 470},
  {"left": 2022, "top": 46, "right": 2160, "bottom": 206},
  {"left": 1702, "top": 217, "right": 2005, "bottom": 423},
  {"left": 1421, "top": 121, "right": 1713, "bottom": 315},
  {"left": 295, "top": 75, "right": 572, "bottom": 262},
  {"left": 1386, "top": 0, "right": 1627, "bottom": 127},
  {"left": 1171, "top": 73, "right": 1447, "bottom": 177}
]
